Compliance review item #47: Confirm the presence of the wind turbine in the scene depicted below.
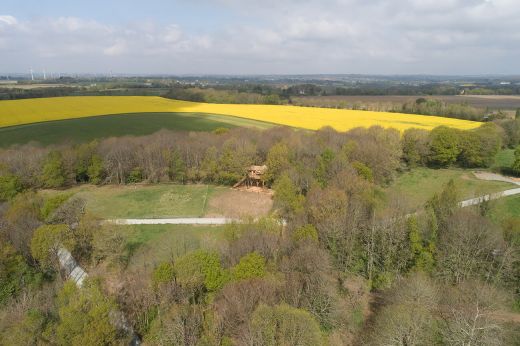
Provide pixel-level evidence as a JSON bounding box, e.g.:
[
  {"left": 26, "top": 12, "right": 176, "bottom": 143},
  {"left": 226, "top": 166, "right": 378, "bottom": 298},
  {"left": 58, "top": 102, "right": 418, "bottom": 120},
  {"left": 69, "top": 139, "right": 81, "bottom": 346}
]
[
  {"left": 30, "top": 67, "right": 34, "bottom": 81},
  {"left": 43, "top": 69, "right": 46, "bottom": 80}
]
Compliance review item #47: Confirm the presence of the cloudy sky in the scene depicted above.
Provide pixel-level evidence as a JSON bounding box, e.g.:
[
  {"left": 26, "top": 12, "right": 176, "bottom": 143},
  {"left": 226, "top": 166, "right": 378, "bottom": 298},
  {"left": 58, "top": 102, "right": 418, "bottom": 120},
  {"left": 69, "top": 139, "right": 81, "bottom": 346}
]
[{"left": 1, "top": 0, "right": 519, "bottom": 75}]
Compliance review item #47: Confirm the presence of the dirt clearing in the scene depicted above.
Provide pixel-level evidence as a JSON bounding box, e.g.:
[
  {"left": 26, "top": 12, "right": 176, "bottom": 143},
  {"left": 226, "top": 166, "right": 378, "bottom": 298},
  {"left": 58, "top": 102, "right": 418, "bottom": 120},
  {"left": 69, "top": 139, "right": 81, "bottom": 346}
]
[{"left": 205, "top": 188, "right": 273, "bottom": 218}]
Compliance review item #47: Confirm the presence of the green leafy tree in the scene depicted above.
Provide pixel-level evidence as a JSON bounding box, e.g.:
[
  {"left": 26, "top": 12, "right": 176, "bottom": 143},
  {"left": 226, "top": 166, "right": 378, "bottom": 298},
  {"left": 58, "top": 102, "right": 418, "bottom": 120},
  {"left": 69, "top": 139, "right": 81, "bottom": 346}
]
[
  {"left": 0, "top": 242, "right": 41, "bottom": 304},
  {"left": 265, "top": 142, "right": 291, "bottom": 184},
  {"left": 56, "top": 281, "right": 118, "bottom": 346},
  {"left": 0, "top": 173, "right": 22, "bottom": 201},
  {"left": 426, "top": 179, "right": 459, "bottom": 232},
  {"left": 200, "top": 146, "right": 219, "bottom": 182},
  {"left": 40, "top": 151, "right": 66, "bottom": 188},
  {"left": 152, "top": 262, "right": 175, "bottom": 287},
  {"left": 314, "top": 148, "right": 335, "bottom": 187},
  {"left": 127, "top": 167, "right": 143, "bottom": 183},
  {"left": 458, "top": 123, "right": 501, "bottom": 168},
  {"left": 30, "top": 224, "right": 73, "bottom": 270},
  {"left": 87, "top": 154, "right": 104, "bottom": 184},
  {"left": 249, "top": 304, "right": 322, "bottom": 346},
  {"left": 40, "top": 193, "right": 72, "bottom": 220},
  {"left": 352, "top": 161, "right": 374, "bottom": 182},
  {"left": 516, "top": 108, "right": 520, "bottom": 119},
  {"left": 273, "top": 173, "right": 305, "bottom": 217},
  {"left": 0, "top": 309, "right": 51, "bottom": 345},
  {"left": 175, "top": 250, "right": 228, "bottom": 293},
  {"left": 401, "top": 128, "right": 430, "bottom": 167},
  {"left": 169, "top": 150, "right": 186, "bottom": 183},
  {"left": 292, "top": 224, "right": 319, "bottom": 242},
  {"left": 232, "top": 252, "right": 266, "bottom": 281},
  {"left": 512, "top": 145, "right": 520, "bottom": 175},
  {"left": 74, "top": 141, "right": 98, "bottom": 182},
  {"left": 428, "top": 126, "right": 461, "bottom": 167},
  {"left": 407, "top": 216, "right": 435, "bottom": 272}
]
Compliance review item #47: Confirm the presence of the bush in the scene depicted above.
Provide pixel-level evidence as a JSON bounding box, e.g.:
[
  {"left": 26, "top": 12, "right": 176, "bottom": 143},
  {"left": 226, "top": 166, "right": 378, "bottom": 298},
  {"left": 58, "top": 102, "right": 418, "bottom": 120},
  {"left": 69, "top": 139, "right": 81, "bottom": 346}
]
[
  {"left": 127, "top": 167, "right": 143, "bottom": 183},
  {"left": 0, "top": 243, "right": 42, "bottom": 304},
  {"left": 152, "top": 262, "right": 175, "bottom": 287},
  {"left": 40, "top": 193, "right": 72, "bottom": 220},
  {"left": 40, "top": 151, "right": 66, "bottom": 188},
  {"left": 87, "top": 155, "right": 105, "bottom": 184},
  {"left": 232, "top": 252, "right": 266, "bottom": 281},
  {"left": 352, "top": 161, "right": 374, "bottom": 182},
  {"left": 0, "top": 173, "right": 22, "bottom": 201},
  {"left": 512, "top": 145, "right": 520, "bottom": 175},
  {"left": 30, "top": 224, "right": 73, "bottom": 270},
  {"left": 56, "top": 281, "right": 118, "bottom": 346},
  {"left": 175, "top": 250, "right": 228, "bottom": 293},
  {"left": 292, "top": 224, "right": 319, "bottom": 242},
  {"left": 249, "top": 304, "right": 322, "bottom": 346}
]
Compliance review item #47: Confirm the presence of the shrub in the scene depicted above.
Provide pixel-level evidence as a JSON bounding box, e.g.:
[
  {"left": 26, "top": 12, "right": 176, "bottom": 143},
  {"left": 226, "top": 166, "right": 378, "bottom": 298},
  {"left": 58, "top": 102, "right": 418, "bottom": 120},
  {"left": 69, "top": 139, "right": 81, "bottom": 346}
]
[
  {"left": 249, "top": 304, "right": 322, "bottom": 346},
  {"left": 232, "top": 252, "right": 266, "bottom": 281},
  {"left": 40, "top": 151, "right": 66, "bottom": 188},
  {"left": 0, "top": 173, "right": 22, "bottom": 201},
  {"left": 152, "top": 262, "right": 175, "bottom": 287}
]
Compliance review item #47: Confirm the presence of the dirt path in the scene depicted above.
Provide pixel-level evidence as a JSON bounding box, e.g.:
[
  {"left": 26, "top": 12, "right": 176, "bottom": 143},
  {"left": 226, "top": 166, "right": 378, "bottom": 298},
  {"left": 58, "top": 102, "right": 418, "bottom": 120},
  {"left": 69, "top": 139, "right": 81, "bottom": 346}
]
[
  {"left": 458, "top": 171, "right": 520, "bottom": 207},
  {"left": 459, "top": 188, "right": 520, "bottom": 207},
  {"left": 473, "top": 171, "right": 520, "bottom": 186},
  {"left": 107, "top": 217, "right": 235, "bottom": 225}
]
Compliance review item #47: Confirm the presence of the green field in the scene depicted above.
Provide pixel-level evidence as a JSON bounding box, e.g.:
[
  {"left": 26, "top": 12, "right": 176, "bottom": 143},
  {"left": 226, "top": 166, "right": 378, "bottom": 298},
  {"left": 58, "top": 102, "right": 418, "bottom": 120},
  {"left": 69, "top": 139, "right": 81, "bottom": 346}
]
[
  {"left": 0, "top": 112, "right": 273, "bottom": 147},
  {"left": 387, "top": 167, "right": 516, "bottom": 209},
  {"left": 42, "top": 184, "right": 226, "bottom": 219},
  {"left": 121, "top": 224, "right": 226, "bottom": 273},
  {"left": 491, "top": 149, "right": 515, "bottom": 172},
  {"left": 489, "top": 195, "right": 520, "bottom": 223}
]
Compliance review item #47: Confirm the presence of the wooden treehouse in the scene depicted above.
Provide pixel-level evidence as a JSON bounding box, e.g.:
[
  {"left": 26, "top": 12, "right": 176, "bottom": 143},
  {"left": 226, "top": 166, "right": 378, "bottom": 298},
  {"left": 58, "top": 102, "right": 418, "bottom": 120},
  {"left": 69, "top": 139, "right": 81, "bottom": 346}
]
[{"left": 233, "top": 165, "right": 267, "bottom": 188}]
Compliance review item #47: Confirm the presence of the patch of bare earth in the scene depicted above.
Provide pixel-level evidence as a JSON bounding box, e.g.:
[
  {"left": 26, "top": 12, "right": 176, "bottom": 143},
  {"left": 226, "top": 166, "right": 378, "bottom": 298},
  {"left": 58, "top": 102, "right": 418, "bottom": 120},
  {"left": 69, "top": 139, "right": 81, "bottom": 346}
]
[{"left": 205, "top": 187, "right": 273, "bottom": 218}]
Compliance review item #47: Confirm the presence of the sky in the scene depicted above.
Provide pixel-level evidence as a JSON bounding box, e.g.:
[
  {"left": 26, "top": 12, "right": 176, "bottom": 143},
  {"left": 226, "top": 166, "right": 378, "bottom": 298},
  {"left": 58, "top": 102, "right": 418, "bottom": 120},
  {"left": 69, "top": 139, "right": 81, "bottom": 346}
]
[{"left": 1, "top": 0, "right": 520, "bottom": 75}]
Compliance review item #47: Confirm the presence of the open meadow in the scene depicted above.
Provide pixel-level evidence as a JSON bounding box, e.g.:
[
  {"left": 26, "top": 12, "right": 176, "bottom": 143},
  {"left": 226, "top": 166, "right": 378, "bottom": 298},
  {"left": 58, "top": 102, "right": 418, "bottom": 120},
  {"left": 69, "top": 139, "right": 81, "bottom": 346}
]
[
  {"left": 386, "top": 167, "right": 517, "bottom": 210},
  {"left": 0, "top": 96, "right": 481, "bottom": 133},
  {"left": 40, "top": 184, "right": 273, "bottom": 219}
]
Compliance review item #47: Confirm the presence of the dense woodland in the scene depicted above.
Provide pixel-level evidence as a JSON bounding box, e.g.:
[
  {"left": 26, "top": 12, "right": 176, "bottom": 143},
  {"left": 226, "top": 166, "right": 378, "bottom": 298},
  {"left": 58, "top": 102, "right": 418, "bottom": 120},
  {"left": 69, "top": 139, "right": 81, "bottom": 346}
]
[{"left": 1, "top": 118, "right": 520, "bottom": 344}]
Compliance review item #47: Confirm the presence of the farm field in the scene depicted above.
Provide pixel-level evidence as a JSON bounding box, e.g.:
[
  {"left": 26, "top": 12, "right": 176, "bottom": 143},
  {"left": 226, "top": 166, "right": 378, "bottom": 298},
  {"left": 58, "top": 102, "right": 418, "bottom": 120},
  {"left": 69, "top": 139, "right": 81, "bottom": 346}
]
[
  {"left": 0, "top": 96, "right": 481, "bottom": 132},
  {"left": 292, "top": 95, "right": 520, "bottom": 110},
  {"left": 41, "top": 184, "right": 273, "bottom": 219},
  {"left": 0, "top": 112, "right": 272, "bottom": 147},
  {"left": 386, "top": 167, "right": 516, "bottom": 210}
]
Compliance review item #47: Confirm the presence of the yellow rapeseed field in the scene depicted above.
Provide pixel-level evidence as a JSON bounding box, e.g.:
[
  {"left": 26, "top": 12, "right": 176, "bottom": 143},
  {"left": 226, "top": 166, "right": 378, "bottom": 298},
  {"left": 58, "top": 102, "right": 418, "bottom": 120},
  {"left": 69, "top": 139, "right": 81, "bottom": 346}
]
[{"left": 0, "top": 96, "right": 481, "bottom": 132}]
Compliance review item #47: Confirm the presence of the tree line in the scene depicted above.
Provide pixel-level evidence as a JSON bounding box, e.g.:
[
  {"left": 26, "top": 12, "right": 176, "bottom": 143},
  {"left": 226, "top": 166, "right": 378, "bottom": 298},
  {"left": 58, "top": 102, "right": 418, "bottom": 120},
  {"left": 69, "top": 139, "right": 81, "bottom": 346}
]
[{"left": 1, "top": 119, "right": 518, "bottom": 197}]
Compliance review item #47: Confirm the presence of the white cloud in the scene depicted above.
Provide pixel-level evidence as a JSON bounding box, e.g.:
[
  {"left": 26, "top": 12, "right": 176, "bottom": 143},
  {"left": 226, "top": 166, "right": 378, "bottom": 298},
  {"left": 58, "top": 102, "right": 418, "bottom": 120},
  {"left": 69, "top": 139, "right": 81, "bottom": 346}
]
[
  {"left": 104, "top": 40, "right": 127, "bottom": 56},
  {"left": 1, "top": 0, "right": 520, "bottom": 74},
  {"left": 0, "top": 15, "right": 17, "bottom": 26}
]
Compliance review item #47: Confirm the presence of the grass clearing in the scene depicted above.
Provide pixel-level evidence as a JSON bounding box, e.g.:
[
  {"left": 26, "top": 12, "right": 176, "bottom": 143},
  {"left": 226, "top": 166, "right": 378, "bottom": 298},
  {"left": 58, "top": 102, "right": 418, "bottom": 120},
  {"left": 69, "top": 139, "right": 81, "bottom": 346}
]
[
  {"left": 491, "top": 149, "right": 516, "bottom": 172},
  {"left": 489, "top": 195, "right": 520, "bottom": 223},
  {"left": 387, "top": 167, "right": 516, "bottom": 209},
  {"left": 120, "top": 224, "right": 226, "bottom": 273},
  {"left": 41, "top": 183, "right": 273, "bottom": 219},
  {"left": 0, "top": 112, "right": 272, "bottom": 147},
  {"left": 0, "top": 96, "right": 481, "bottom": 132},
  {"left": 41, "top": 184, "right": 223, "bottom": 218},
  {"left": 81, "top": 184, "right": 220, "bottom": 218}
]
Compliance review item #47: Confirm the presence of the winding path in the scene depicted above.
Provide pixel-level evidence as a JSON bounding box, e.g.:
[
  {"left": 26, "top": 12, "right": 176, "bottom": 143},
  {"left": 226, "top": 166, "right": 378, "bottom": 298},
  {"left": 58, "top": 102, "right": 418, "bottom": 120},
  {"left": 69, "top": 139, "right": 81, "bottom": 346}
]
[{"left": 459, "top": 172, "right": 520, "bottom": 207}]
